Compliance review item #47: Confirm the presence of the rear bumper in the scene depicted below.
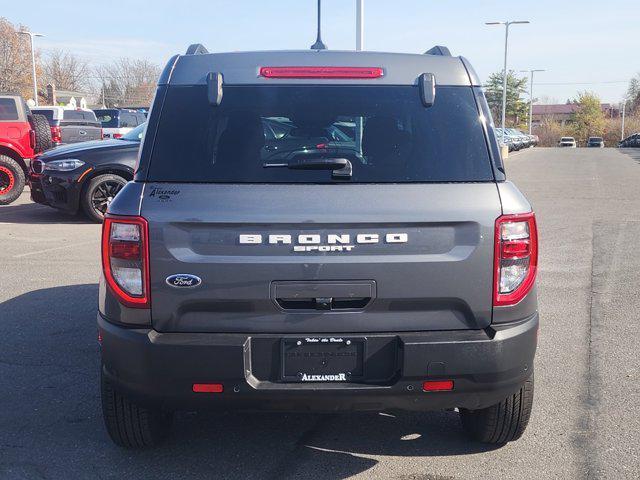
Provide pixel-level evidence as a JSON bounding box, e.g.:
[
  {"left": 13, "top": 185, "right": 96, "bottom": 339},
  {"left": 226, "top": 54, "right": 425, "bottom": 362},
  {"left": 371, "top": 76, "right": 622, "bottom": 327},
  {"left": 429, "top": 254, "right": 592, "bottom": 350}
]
[{"left": 99, "top": 313, "right": 538, "bottom": 412}]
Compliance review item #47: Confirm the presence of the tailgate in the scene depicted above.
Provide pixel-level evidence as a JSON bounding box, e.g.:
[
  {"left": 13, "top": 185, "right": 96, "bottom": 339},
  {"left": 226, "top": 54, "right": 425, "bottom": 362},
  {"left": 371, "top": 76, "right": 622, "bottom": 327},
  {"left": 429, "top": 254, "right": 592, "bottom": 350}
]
[
  {"left": 60, "top": 122, "right": 102, "bottom": 143},
  {"left": 143, "top": 183, "right": 501, "bottom": 333}
]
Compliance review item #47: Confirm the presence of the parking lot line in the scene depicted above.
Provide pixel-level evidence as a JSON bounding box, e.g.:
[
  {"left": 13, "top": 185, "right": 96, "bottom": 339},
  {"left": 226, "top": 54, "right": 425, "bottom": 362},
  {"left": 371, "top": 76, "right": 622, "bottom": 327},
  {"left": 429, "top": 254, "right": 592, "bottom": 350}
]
[{"left": 14, "top": 241, "right": 97, "bottom": 258}]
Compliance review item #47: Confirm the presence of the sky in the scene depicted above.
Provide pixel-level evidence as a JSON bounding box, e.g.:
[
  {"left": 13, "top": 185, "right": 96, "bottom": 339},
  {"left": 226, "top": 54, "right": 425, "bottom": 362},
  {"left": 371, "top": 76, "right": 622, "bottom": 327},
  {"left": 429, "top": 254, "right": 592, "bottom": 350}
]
[{"left": 6, "top": 0, "right": 639, "bottom": 104}]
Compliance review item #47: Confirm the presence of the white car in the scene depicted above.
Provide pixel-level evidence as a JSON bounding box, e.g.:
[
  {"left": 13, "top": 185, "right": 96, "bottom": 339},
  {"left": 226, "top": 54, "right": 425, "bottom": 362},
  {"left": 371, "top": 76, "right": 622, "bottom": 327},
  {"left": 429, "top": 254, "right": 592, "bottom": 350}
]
[
  {"left": 93, "top": 109, "right": 146, "bottom": 139},
  {"left": 558, "top": 137, "right": 577, "bottom": 148}
]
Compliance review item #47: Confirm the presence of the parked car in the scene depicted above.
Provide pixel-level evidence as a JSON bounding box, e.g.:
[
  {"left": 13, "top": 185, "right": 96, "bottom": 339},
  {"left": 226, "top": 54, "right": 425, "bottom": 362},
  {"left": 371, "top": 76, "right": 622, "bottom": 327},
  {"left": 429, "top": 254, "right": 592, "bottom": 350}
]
[
  {"left": 618, "top": 133, "right": 640, "bottom": 148},
  {"left": 31, "top": 106, "right": 103, "bottom": 146},
  {"left": 558, "top": 137, "right": 577, "bottom": 148},
  {"left": 0, "top": 93, "right": 51, "bottom": 204},
  {"left": 587, "top": 137, "right": 604, "bottom": 148},
  {"left": 30, "top": 123, "right": 144, "bottom": 222},
  {"left": 93, "top": 109, "right": 146, "bottom": 139},
  {"left": 509, "top": 129, "right": 531, "bottom": 149},
  {"left": 99, "top": 45, "right": 538, "bottom": 448}
]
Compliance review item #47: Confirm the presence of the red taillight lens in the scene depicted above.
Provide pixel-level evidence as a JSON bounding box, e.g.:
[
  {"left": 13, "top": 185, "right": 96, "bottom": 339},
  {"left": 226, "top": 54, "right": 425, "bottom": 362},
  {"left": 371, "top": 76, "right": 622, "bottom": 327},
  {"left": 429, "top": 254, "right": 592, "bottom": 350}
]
[
  {"left": 51, "top": 126, "right": 62, "bottom": 143},
  {"left": 260, "top": 66, "right": 384, "bottom": 79},
  {"left": 101, "top": 216, "right": 150, "bottom": 308},
  {"left": 494, "top": 212, "right": 538, "bottom": 306},
  {"left": 192, "top": 383, "right": 224, "bottom": 393},
  {"left": 422, "top": 380, "right": 454, "bottom": 392},
  {"left": 29, "top": 130, "right": 36, "bottom": 149},
  {"left": 113, "top": 133, "right": 123, "bottom": 139}
]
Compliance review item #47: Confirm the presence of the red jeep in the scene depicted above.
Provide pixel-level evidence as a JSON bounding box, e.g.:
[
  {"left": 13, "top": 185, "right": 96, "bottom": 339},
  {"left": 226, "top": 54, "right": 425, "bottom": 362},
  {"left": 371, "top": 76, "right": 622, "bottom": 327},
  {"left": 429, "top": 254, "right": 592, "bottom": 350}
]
[{"left": 0, "top": 93, "right": 51, "bottom": 204}]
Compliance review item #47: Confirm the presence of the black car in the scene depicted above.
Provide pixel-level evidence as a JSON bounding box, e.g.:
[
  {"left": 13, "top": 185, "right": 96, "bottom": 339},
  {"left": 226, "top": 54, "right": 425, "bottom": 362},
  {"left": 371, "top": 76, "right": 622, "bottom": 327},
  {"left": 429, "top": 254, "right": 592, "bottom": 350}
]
[
  {"left": 30, "top": 123, "right": 144, "bottom": 222},
  {"left": 618, "top": 133, "right": 640, "bottom": 148}
]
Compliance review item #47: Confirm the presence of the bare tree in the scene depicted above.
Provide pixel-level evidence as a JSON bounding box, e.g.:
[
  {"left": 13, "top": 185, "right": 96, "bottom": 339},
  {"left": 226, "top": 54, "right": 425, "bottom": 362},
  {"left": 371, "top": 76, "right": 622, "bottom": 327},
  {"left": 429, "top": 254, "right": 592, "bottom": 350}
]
[
  {"left": 41, "top": 49, "right": 90, "bottom": 92},
  {"left": 0, "top": 17, "right": 42, "bottom": 100},
  {"left": 95, "top": 58, "right": 160, "bottom": 107}
]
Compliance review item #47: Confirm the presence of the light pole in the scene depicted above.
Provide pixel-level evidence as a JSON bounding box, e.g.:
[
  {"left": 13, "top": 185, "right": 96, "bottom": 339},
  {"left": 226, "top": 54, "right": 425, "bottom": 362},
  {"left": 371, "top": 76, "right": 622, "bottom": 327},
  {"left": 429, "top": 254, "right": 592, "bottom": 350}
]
[
  {"left": 621, "top": 97, "right": 628, "bottom": 141},
  {"left": 18, "top": 30, "right": 44, "bottom": 106},
  {"left": 356, "top": 0, "right": 364, "bottom": 51},
  {"left": 520, "top": 69, "right": 545, "bottom": 134},
  {"left": 485, "top": 21, "right": 529, "bottom": 131}
]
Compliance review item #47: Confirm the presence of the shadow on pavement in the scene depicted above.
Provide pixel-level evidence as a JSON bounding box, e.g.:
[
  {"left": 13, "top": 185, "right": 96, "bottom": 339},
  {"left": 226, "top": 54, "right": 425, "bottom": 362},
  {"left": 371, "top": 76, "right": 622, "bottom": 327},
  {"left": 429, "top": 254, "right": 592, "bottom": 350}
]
[
  {"left": 0, "top": 201, "right": 92, "bottom": 225},
  {"left": 619, "top": 147, "right": 640, "bottom": 164},
  {"left": 0, "top": 285, "right": 496, "bottom": 480}
]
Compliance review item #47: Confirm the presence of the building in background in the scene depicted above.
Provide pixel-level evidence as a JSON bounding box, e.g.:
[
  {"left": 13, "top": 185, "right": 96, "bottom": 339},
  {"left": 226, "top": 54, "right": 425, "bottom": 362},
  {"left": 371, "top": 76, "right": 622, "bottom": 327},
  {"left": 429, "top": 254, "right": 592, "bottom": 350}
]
[{"left": 532, "top": 103, "right": 620, "bottom": 127}]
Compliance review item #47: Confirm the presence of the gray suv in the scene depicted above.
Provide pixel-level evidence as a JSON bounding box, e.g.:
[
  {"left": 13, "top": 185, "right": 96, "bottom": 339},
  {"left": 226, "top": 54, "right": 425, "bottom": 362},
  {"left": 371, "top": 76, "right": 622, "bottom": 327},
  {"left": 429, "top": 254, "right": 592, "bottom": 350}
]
[{"left": 99, "top": 45, "right": 539, "bottom": 448}]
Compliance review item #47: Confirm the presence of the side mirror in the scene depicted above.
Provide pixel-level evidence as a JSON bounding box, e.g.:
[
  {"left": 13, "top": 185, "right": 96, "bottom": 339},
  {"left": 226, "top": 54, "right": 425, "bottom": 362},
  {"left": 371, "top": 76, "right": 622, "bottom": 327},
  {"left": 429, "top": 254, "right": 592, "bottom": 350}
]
[
  {"left": 419, "top": 73, "right": 436, "bottom": 107},
  {"left": 206, "top": 72, "right": 223, "bottom": 106}
]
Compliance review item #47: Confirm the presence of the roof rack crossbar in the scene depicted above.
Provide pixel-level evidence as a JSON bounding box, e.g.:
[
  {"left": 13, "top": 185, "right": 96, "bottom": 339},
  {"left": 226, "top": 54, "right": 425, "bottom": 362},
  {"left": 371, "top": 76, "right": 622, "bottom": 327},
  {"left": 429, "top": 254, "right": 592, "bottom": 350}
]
[
  {"left": 186, "top": 44, "right": 209, "bottom": 55},
  {"left": 424, "top": 45, "right": 451, "bottom": 56}
]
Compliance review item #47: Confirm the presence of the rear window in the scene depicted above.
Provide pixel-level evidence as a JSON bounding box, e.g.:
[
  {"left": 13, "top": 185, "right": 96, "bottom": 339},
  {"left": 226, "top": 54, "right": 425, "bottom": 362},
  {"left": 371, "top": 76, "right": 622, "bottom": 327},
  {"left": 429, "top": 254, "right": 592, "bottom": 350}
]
[
  {"left": 31, "top": 109, "right": 55, "bottom": 122},
  {"left": 94, "top": 109, "right": 119, "bottom": 127},
  {"left": 147, "top": 85, "right": 494, "bottom": 183},
  {"left": 589, "top": 137, "right": 603, "bottom": 142},
  {"left": 63, "top": 110, "right": 97, "bottom": 121},
  {"left": 0, "top": 98, "right": 19, "bottom": 121}
]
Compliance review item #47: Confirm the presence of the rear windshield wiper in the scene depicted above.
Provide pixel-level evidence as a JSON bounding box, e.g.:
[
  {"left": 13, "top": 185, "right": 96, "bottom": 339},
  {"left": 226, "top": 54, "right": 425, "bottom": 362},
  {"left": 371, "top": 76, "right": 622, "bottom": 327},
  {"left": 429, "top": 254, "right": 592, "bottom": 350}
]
[{"left": 263, "top": 158, "right": 352, "bottom": 178}]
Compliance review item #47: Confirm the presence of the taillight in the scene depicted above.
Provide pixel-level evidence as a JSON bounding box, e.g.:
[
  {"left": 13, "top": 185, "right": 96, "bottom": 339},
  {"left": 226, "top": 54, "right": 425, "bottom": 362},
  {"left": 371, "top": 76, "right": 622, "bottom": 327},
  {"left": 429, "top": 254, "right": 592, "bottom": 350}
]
[
  {"left": 494, "top": 212, "right": 538, "bottom": 306},
  {"left": 29, "top": 129, "right": 36, "bottom": 149},
  {"left": 51, "top": 126, "right": 62, "bottom": 143},
  {"left": 101, "top": 216, "right": 150, "bottom": 308},
  {"left": 113, "top": 133, "right": 123, "bottom": 139}
]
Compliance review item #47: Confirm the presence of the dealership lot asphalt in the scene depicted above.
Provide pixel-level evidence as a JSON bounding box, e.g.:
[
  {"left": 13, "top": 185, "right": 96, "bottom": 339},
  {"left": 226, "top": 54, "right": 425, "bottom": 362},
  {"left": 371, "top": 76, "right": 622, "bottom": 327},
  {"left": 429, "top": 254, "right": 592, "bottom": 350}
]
[{"left": 1, "top": 148, "right": 639, "bottom": 479}]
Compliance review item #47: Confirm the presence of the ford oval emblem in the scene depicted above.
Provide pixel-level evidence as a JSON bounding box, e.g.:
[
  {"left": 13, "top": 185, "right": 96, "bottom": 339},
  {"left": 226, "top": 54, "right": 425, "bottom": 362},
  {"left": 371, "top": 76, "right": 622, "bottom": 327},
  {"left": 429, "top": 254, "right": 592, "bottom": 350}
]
[{"left": 166, "top": 274, "right": 202, "bottom": 288}]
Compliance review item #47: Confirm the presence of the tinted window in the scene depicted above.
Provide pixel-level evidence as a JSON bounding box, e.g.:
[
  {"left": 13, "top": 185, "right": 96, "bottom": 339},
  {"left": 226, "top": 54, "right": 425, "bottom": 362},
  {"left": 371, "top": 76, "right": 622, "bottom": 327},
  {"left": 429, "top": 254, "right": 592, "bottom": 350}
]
[
  {"left": 0, "top": 98, "right": 19, "bottom": 121},
  {"left": 95, "top": 109, "right": 119, "bottom": 127},
  {"left": 120, "top": 113, "right": 136, "bottom": 128},
  {"left": 147, "top": 85, "right": 493, "bottom": 183},
  {"left": 32, "top": 109, "right": 55, "bottom": 122},
  {"left": 63, "top": 110, "right": 97, "bottom": 121}
]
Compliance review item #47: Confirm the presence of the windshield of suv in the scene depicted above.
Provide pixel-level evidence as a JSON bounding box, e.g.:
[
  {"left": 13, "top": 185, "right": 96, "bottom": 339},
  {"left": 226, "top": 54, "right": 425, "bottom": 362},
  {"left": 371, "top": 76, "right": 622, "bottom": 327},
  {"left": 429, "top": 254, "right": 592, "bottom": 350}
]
[
  {"left": 94, "top": 109, "right": 119, "bottom": 127},
  {"left": 119, "top": 123, "right": 145, "bottom": 142},
  {"left": 147, "top": 85, "right": 494, "bottom": 183}
]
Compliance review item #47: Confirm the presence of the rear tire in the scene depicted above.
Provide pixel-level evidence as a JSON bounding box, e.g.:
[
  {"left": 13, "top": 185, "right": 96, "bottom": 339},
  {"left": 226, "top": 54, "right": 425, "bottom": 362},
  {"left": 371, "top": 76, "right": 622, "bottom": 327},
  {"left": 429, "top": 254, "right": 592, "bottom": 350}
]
[
  {"left": 29, "top": 114, "right": 53, "bottom": 153},
  {"left": 459, "top": 373, "right": 534, "bottom": 444},
  {"left": 81, "top": 173, "right": 127, "bottom": 222},
  {"left": 0, "top": 154, "right": 26, "bottom": 205},
  {"left": 101, "top": 371, "right": 172, "bottom": 448}
]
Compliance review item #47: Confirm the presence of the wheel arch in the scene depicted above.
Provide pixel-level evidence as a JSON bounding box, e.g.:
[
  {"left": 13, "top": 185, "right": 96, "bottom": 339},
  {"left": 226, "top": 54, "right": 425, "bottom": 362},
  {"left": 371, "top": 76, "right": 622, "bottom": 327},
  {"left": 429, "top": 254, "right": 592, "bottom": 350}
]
[
  {"left": 0, "top": 146, "right": 28, "bottom": 175},
  {"left": 79, "top": 166, "right": 133, "bottom": 196}
]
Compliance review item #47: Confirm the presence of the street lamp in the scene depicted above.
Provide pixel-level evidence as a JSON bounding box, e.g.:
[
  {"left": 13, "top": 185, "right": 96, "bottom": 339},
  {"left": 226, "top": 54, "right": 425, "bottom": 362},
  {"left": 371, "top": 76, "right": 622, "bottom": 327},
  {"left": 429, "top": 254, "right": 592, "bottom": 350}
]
[
  {"left": 621, "top": 97, "right": 628, "bottom": 141},
  {"left": 485, "top": 21, "right": 529, "bottom": 131},
  {"left": 520, "top": 69, "right": 545, "bottom": 134},
  {"left": 17, "top": 30, "right": 45, "bottom": 106}
]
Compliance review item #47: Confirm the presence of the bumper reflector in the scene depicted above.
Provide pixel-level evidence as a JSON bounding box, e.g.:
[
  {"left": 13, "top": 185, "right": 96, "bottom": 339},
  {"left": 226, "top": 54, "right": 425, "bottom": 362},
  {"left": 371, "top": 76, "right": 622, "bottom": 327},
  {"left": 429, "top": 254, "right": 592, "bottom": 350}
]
[
  {"left": 192, "top": 383, "right": 224, "bottom": 393},
  {"left": 422, "top": 380, "right": 454, "bottom": 392}
]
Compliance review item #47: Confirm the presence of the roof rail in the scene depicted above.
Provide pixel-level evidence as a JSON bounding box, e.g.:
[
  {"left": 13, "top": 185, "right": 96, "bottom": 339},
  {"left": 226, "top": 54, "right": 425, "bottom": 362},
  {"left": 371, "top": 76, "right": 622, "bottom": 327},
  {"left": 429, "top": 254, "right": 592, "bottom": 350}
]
[
  {"left": 424, "top": 45, "right": 451, "bottom": 56},
  {"left": 185, "top": 44, "right": 209, "bottom": 55}
]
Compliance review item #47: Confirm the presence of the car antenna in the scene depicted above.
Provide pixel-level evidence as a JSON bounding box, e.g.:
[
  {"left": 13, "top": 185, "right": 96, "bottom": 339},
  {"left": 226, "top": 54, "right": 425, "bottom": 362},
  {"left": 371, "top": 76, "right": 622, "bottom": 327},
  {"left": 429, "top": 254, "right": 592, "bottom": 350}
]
[{"left": 310, "top": 0, "right": 327, "bottom": 50}]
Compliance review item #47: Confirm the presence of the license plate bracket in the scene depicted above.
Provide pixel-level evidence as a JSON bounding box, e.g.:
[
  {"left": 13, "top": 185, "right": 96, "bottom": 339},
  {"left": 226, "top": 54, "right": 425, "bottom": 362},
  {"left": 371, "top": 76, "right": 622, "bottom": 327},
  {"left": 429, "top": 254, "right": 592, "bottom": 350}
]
[{"left": 281, "top": 337, "right": 365, "bottom": 382}]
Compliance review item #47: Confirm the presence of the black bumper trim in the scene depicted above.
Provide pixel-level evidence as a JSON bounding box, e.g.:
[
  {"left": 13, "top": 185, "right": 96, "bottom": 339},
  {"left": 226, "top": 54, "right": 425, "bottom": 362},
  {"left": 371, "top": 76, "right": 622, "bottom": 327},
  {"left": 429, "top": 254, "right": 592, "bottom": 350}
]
[{"left": 98, "top": 313, "right": 538, "bottom": 412}]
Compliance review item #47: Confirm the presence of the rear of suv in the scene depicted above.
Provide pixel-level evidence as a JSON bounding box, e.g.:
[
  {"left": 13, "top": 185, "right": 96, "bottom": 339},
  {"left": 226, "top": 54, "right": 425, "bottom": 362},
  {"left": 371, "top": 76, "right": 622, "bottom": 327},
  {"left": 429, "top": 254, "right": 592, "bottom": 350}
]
[
  {"left": 99, "top": 45, "right": 539, "bottom": 448},
  {"left": 0, "top": 93, "right": 51, "bottom": 204},
  {"left": 31, "top": 106, "right": 102, "bottom": 145},
  {"left": 94, "top": 108, "right": 146, "bottom": 139}
]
